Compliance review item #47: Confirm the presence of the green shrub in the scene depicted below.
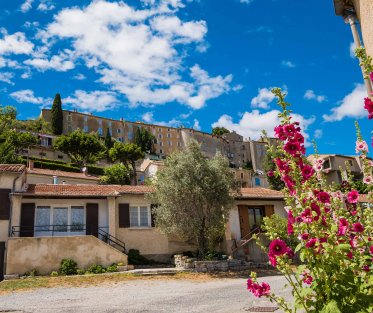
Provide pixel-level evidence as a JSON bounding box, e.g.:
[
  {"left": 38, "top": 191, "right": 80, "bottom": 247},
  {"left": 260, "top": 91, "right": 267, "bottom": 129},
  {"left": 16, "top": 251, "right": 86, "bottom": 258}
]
[
  {"left": 127, "top": 249, "right": 157, "bottom": 265},
  {"left": 25, "top": 269, "right": 39, "bottom": 277},
  {"left": 86, "top": 166, "right": 104, "bottom": 175},
  {"left": 76, "top": 269, "right": 85, "bottom": 275},
  {"left": 87, "top": 264, "right": 106, "bottom": 274},
  {"left": 50, "top": 271, "right": 58, "bottom": 277},
  {"left": 59, "top": 259, "right": 78, "bottom": 275},
  {"left": 106, "top": 264, "right": 118, "bottom": 273}
]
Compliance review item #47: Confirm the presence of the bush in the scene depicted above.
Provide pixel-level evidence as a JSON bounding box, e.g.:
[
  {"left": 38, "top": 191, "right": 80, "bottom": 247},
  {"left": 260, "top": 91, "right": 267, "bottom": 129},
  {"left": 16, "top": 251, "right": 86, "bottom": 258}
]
[
  {"left": 87, "top": 264, "right": 106, "bottom": 274},
  {"left": 106, "top": 264, "right": 118, "bottom": 273},
  {"left": 127, "top": 249, "right": 157, "bottom": 265},
  {"left": 50, "top": 271, "right": 58, "bottom": 277},
  {"left": 24, "top": 269, "right": 38, "bottom": 277},
  {"left": 77, "top": 269, "right": 85, "bottom": 275},
  {"left": 59, "top": 259, "right": 78, "bottom": 275}
]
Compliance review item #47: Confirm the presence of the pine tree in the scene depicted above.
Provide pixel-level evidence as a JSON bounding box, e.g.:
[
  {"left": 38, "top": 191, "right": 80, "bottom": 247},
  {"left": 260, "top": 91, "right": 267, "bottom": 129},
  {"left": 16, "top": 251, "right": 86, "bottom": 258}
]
[{"left": 51, "top": 93, "right": 63, "bottom": 135}]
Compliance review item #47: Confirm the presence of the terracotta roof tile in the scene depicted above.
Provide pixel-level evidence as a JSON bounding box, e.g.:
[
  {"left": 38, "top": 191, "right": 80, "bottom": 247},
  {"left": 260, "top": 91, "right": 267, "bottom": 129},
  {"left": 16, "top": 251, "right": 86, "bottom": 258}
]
[
  {"left": 21, "top": 184, "right": 153, "bottom": 197},
  {"left": 0, "top": 164, "right": 26, "bottom": 173},
  {"left": 238, "top": 188, "right": 284, "bottom": 199},
  {"left": 27, "top": 168, "right": 100, "bottom": 181}
]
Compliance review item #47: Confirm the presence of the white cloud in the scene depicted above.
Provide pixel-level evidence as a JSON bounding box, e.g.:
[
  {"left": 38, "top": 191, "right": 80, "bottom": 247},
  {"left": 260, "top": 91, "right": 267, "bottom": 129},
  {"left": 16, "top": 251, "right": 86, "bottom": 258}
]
[
  {"left": 193, "top": 119, "right": 201, "bottom": 130},
  {"left": 72, "top": 73, "right": 86, "bottom": 80},
  {"left": 304, "top": 89, "right": 326, "bottom": 103},
  {"left": 314, "top": 129, "right": 323, "bottom": 139},
  {"left": 37, "top": 1, "right": 55, "bottom": 12},
  {"left": 349, "top": 42, "right": 356, "bottom": 58},
  {"left": 281, "top": 60, "right": 296, "bottom": 68},
  {"left": 24, "top": 50, "right": 75, "bottom": 71},
  {"left": 20, "top": 0, "right": 34, "bottom": 13},
  {"left": 240, "top": 0, "right": 253, "bottom": 4},
  {"left": 142, "top": 112, "right": 154, "bottom": 123},
  {"left": 10, "top": 89, "right": 46, "bottom": 104},
  {"left": 212, "top": 110, "right": 315, "bottom": 146},
  {"left": 0, "top": 72, "right": 14, "bottom": 85},
  {"left": 322, "top": 84, "right": 367, "bottom": 122},
  {"left": 64, "top": 90, "right": 119, "bottom": 112},
  {"left": 251, "top": 87, "right": 276, "bottom": 109},
  {"left": 36, "top": 0, "right": 232, "bottom": 109},
  {"left": 0, "top": 32, "right": 34, "bottom": 55}
]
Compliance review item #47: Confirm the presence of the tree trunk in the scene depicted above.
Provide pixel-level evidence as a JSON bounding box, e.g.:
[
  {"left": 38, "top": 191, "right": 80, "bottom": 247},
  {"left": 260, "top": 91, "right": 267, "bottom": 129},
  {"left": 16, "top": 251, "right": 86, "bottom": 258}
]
[
  {"left": 197, "top": 216, "right": 207, "bottom": 259},
  {"left": 131, "top": 160, "right": 137, "bottom": 185}
]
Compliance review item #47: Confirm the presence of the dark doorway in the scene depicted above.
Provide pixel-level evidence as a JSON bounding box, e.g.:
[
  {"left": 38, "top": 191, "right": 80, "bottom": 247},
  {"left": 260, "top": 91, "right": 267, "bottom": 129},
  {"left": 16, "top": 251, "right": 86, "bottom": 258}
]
[
  {"left": 0, "top": 242, "right": 5, "bottom": 281},
  {"left": 86, "top": 203, "right": 99, "bottom": 237},
  {"left": 20, "top": 203, "right": 36, "bottom": 237}
]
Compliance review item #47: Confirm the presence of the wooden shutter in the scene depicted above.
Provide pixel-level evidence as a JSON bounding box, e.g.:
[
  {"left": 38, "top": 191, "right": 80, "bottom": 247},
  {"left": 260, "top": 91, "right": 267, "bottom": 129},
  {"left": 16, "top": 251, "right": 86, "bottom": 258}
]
[
  {"left": 86, "top": 203, "right": 99, "bottom": 237},
  {"left": 238, "top": 205, "right": 250, "bottom": 238},
  {"left": 0, "top": 242, "right": 4, "bottom": 281},
  {"left": 0, "top": 189, "right": 11, "bottom": 220},
  {"left": 150, "top": 204, "right": 158, "bottom": 227},
  {"left": 264, "top": 205, "right": 275, "bottom": 217},
  {"left": 20, "top": 203, "right": 35, "bottom": 237},
  {"left": 118, "top": 203, "right": 130, "bottom": 228}
]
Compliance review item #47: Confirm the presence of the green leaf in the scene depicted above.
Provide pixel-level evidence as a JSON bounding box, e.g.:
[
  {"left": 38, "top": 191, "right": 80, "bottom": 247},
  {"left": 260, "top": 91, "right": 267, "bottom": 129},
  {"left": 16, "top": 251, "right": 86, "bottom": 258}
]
[{"left": 320, "top": 300, "right": 342, "bottom": 313}]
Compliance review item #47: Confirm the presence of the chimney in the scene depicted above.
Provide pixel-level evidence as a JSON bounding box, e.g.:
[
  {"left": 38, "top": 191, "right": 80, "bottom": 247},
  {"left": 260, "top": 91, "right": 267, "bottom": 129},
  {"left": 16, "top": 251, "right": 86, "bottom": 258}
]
[
  {"left": 28, "top": 160, "right": 34, "bottom": 170},
  {"left": 53, "top": 176, "right": 58, "bottom": 185},
  {"left": 62, "top": 180, "right": 66, "bottom": 185}
]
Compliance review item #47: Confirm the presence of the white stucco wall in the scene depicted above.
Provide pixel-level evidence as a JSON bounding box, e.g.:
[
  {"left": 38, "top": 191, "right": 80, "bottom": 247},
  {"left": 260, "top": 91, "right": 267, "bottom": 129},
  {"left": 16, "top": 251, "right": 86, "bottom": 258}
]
[{"left": 0, "top": 220, "right": 8, "bottom": 242}]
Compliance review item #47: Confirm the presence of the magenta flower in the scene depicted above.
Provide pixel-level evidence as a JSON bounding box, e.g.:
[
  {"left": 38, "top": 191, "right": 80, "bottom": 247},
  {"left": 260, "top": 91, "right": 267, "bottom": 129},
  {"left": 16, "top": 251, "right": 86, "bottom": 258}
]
[
  {"left": 301, "top": 233, "right": 309, "bottom": 240},
  {"left": 287, "top": 210, "right": 295, "bottom": 235},
  {"left": 337, "top": 218, "right": 348, "bottom": 236},
  {"left": 275, "top": 158, "right": 289, "bottom": 172},
  {"left": 370, "top": 72, "right": 373, "bottom": 82},
  {"left": 284, "top": 141, "right": 303, "bottom": 156},
  {"left": 305, "top": 238, "right": 317, "bottom": 248},
  {"left": 267, "top": 170, "right": 274, "bottom": 177},
  {"left": 274, "top": 125, "right": 286, "bottom": 140},
  {"left": 247, "top": 279, "right": 271, "bottom": 298},
  {"left": 347, "top": 190, "right": 359, "bottom": 204},
  {"left": 301, "top": 165, "right": 314, "bottom": 181},
  {"left": 352, "top": 222, "right": 364, "bottom": 233},
  {"left": 370, "top": 246, "right": 373, "bottom": 255},
  {"left": 302, "top": 274, "right": 313, "bottom": 285},
  {"left": 269, "top": 239, "right": 288, "bottom": 257},
  {"left": 364, "top": 97, "right": 373, "bottom": 119},
  {"left": 316, "top": 191, "right": 331, "bottom": 204},
  {"left": 347, "top": 251, "right": 353, "bottom": 259},
  {"left": 301, "top": 208, "right": 313, "bottom": 224}
]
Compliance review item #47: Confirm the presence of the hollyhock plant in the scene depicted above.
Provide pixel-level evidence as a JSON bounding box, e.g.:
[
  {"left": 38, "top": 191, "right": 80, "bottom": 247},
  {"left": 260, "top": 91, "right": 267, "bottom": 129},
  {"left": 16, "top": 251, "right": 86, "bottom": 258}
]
[{"left": 247, "top": 88, "right": 373, "bottom": 313}]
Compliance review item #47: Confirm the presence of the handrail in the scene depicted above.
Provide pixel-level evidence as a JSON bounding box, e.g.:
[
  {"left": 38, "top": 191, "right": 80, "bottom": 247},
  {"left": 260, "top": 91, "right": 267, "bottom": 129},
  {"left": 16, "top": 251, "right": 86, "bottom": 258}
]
[
  {"left": 98, "top": 227, "right": 126, "bottom": 253},
  {"left": 230, "top": 226, "right": 261, "bottom": 255}
]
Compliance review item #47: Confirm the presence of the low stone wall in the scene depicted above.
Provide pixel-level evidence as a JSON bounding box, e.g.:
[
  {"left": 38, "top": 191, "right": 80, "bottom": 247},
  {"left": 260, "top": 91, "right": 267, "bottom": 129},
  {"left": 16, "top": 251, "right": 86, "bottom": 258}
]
[
  {"left": 6, "top": 236, "right": 128, "bottom": 275},
  {"left": 174, "top": 255, "right": 271, "bottom": 272}
]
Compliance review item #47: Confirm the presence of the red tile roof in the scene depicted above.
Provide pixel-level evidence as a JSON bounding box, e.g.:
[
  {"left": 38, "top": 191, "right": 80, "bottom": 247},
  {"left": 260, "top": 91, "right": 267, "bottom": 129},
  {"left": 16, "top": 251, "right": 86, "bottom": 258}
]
[
  {"left": 238, "top": 188, "right": 284, "bottom": 199},
  {"left": 0, "top": 164, "right": 26, "bottom": 173},
  {"left": 20, "top": 184, "right": 154, "bottom": 197},
  {"left": 27, "top": 168, "right": 100, "bottom": 181}
]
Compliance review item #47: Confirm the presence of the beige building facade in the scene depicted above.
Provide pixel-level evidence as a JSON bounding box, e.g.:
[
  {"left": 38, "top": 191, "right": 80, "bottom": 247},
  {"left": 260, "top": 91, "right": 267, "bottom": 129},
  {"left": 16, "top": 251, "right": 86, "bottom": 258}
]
[{"left": 352, "top": 0, "right": 373, "bottom": 57}]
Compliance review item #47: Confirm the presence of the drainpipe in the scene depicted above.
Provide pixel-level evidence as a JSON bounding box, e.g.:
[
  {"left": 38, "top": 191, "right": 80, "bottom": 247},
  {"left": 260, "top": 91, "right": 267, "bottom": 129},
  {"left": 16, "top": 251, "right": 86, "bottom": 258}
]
[
  {"left": 8, "top": 172, "right": 23, "bottom": 237},
  {"left": 345, "top": 14, "right": 373, "bottom": 96}
]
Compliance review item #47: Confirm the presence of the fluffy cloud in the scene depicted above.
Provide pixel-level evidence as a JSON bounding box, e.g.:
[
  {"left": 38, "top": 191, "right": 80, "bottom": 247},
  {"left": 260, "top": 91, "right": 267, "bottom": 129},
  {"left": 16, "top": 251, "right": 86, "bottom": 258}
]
[
  {"left": 72, "top": 73, "right": 86, "bottom": 80},
  {"left": 314, "top": 129, "right": 323, "bottom": 139},
  {"left": 0, "top": 31, "right": 34, "bottom": 55},
  {"left": 193, "top": 119, "right": 201, "bottom": 130},
  {"left": 34, "top": 0, "right": 232, "bottom": 108},
  {"left": 251, "top": 87, "right": 275, "bottom": 109},
  {"left": 240, "top": 0, "right": 253, "bottom": 4},
  {"left": 37, "top": 1, "right": 55, "bottom": 12},
  {"left": 212, "top": 110, "right": 315, "bottom": 146},
  {"left": 0, "top": 72, "right": 14, "bottom": 85},
  {"left": 25, "top": 50, "right": 75, "bottom": 71},
  {"left": 281, "top": 60, "right": 295, "bottom": 68},
  {"left": 20, "top": 0, "right": 34, "bottom": 13},
  {"left": 10, "top": 89, "right": 46, "bottom": 104},
  {"left": 322, "top": 84, "right": 367, "bottom": 122},
  {"left": 64, "top": 90, "right": 119, "bottom": 112},
  {"left": 350, "top": 42, "right": 356, "bottom": 58},
  {"left": 304, "top": 89, "right": 326, "bottom": 103}
]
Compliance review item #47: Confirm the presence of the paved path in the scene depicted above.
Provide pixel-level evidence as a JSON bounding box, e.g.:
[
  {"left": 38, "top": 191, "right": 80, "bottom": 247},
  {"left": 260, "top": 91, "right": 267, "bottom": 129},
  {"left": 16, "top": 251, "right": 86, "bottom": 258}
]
[{"left": 0, "top": 275, "right": 292, "bottom": 313}]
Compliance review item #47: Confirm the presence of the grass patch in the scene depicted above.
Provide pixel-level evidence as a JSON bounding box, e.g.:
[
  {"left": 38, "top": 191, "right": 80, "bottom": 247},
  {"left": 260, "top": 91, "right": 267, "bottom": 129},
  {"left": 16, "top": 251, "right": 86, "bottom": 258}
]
[{"left": 0, "top": 269, "right": 279, "bottom": 295}]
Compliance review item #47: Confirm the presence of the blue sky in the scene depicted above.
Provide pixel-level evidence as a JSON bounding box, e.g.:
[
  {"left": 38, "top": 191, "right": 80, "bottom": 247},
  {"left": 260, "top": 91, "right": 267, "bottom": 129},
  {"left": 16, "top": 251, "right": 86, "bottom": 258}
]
[{"left": 0, "top": 0, "right": 371, "bottom": 155}]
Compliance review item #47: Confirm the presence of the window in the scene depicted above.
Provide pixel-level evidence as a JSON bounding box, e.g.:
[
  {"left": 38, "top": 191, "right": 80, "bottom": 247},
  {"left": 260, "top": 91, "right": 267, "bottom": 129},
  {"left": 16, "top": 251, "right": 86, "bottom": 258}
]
[
  {"left": 54, "top": 207, "right": 68, "bottom": 232},
  {"left": 167, "top": 133, "right": 171, "bottom": 138},
  {"left": 84, "top": 116, "right": 88, "bottom": 122},
  {"left": 158, "top": 134, "right": 163, "bottom": 139},
  {"left": 98, "top": 119, "right": 103, "bottom": 126},
  {"left": 118, "top": 137, "right": 123, "bottom": 142},
  {"left": 71, "top": 206, "right": 84, "bottom": 232},
  {"left": 128, "top": 131, "right": 133, "bottom": 140},
  {"left": 129, "top": 206, "right": 150, "bottom": 227},
  {"left": 323, "top": 159, "right": 330, "bottom": 170},
  {"left": 39, "top": 152, "right": 46, "bottom": 157},
  {"left": 83, "top": 125, "right": 89, "bottom": 133},
  {"left": 167, "top": 141, "right": 171, "bottom": 146},
  {"left": 159, "top": 142, "right": 163, "bottom": 146},
  {"left": 160, "top": 149, "right": 163, "bottom": 154},
  {"left": 348, "top": 160, "right": 353, "bottom": 166},
  {"left": 98, "top": 127, "right": 103, "bottom": 136},
  {"left": 57, "top": 155, "right": 63, "bottom": 159},
  {"left": 35, "top": 206, "right": 51, "bottom": 232},
  {"left": 117, "top": 129, "right": 121, "bottom": 134},
  {"left": 248, "top": 207, "right": 264, "bottom": 230},
  {"left": 254, "top": 177, "right": 261, "bottom": 186}
]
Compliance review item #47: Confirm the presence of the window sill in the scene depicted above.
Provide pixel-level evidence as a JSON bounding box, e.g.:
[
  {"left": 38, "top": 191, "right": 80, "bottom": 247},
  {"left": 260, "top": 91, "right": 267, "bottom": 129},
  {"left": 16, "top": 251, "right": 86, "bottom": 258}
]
[{"left": 128, "top": 227, "right": 153, "bottom": 230}]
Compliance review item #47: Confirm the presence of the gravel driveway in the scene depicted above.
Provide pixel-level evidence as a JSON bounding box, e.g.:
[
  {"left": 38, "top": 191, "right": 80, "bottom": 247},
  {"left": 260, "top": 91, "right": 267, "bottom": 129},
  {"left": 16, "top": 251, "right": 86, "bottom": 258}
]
[{"left": 0, "top": 275, "right": 291, "bottom": 313}]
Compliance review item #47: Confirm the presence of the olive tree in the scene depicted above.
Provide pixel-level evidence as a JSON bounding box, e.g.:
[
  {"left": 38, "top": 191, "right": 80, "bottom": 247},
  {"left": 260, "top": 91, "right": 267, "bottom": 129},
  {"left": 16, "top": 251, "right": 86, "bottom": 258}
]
[{"left": 149, "top": 141, "right": 237, "bottom": 258}]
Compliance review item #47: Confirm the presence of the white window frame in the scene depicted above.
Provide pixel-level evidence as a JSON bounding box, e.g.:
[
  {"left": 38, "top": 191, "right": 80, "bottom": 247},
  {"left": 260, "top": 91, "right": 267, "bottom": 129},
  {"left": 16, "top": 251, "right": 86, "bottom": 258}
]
[{"left": 129, "top": 206, "right": 151, "bottom": 228}]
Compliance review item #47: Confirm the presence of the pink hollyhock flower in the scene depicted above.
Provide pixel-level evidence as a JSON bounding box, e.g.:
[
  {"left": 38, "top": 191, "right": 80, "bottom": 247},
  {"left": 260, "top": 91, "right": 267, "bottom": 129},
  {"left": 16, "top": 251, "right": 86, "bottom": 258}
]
[
  {"left": 283, "top": 124, "right": 297, "bottom": 137},
  {"left": 247, "top": 279, "right": 271, "bottom": 298},
  {"left": 275, "top": 158, "right": 289, "bottom": 172},
  {"left": 349, "top": 237, "right": 358, "bottom": 249},
  {"left": 351, "top": 210, "right": 358, "bottom": 216},
  {"left": 364, "top": 97, "right": 373, "bottom": 119},
  {"left": 274, "top": 125, "right": 286, "bottom": 140},
  {"left": 337, "top": 218, "right": 348, "bottom": 236},
  {"left": 362, "top": 265, "right": 370, "bottom": 272},
  {"left": 370, "top": 246, "right": 373, "bottom": 255},
  {"left": 370, "top": 72, "right": 373, "bottom": 82},
  {"left": 355, "top": 140, "right": 368, "bottom": 153},
  {"left": 347, "top": 251, "right": 353, "bottom": 259},
  {"left": 347, "top": 190, "right": 359, "bottom": 204},
  {"left": 353, "top": 222, "right": 364, "bottom": 233},
  {"left": 301, "top": 233, "right": 309, "bottom": 240},
  {"left": 269, "top": 239, "right": 288, "bottom": 256},
  {"left": 267, "top": 170, "right": 274, "bottom": 177},
  {"left": 316, "top": 191, "right": 331, "bottom": 204},
  {"left": 287, "top": 210, "right": 295, "bottom": 235},
  {"left": 282, "top": 175, "right": 295, "bottom": 190},
  {"left": 284, "top": 141, "right": 302, "bottom": 156},
  {"left": 301, "top": 165, "right": 314, "bottom": 181},
  {"left": 292, "top": 132, "right": 305, "bottom": 144},
  {"left": 295, "top": 216, "right": 303, "bottom": 223},
  {"left": 301, "top": 208, "right": 313, "bottom": 224},
  {"left": 268, "top": 254, "right": 277, "bottom": 267},
  {"left": 306, "top": 238, "right": 317, "bottom": 248},
  {"left": 303, "top": 274, "right": 313, "bottom": 285},
  {"left": 310, "top": 202, "right": 321, "bottom": 219},
  {"left": 363, "top": 176, "right": 373, "bottom": 185}
]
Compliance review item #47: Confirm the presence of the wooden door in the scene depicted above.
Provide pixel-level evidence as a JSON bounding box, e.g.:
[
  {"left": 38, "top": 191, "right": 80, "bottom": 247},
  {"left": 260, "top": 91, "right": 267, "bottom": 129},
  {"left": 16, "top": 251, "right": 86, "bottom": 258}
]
[
  {"left": 0, "top": 242, "right": 4, "bottom": 281},
  {"left": 264, "top": 205, "right": 275, "bottom": 217},
  {"left": 0, "top": 189, "right": 11, "bottom": 220},
  {"left": 238, "top": 205, "right": 250, "bottom": 238},
  {"left": 86, "top": 203, "right": 99, "bottom": 237},
  {"left": 20, "top": 203, "right": 35, "bottom": 237}
]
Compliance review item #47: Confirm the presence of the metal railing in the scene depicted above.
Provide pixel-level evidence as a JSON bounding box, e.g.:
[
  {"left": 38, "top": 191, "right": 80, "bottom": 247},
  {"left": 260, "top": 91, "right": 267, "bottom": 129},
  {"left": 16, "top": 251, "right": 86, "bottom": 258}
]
[
  {"left": 11, "top": 224, "right": 126, "bottom": 253},
  {"left": 230, "top": 226, "right": 261, "bottom": 255}
]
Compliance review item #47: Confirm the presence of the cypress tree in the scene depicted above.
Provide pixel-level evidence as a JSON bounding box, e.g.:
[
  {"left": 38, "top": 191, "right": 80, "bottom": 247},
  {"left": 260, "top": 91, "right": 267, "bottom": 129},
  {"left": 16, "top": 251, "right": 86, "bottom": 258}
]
[{"left": 51, "top": 93, "right": 63, "bottom": 135}]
